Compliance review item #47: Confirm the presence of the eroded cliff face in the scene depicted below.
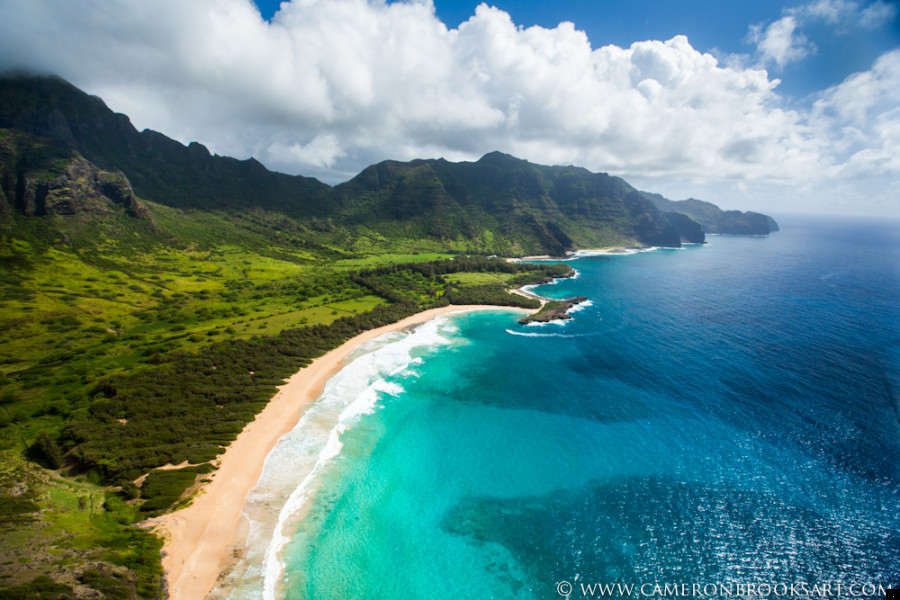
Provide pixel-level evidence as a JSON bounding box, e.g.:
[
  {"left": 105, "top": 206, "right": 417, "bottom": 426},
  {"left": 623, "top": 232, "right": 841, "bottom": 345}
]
[
  {"left": 0, "top": 129, "right": 149, "bottom": 221},
  {"left": 13, "top": 157, "right": 147, "bottom": 219}
]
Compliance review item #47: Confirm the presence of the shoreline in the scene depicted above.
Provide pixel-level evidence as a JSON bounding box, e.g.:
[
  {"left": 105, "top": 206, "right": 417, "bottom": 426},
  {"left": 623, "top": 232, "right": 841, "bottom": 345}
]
[
  {"left": 508, "top": 247, "right": 641, "bottom": 262},
  {"left": 145, "top": 304, "right": 526, "bottom": 600}
]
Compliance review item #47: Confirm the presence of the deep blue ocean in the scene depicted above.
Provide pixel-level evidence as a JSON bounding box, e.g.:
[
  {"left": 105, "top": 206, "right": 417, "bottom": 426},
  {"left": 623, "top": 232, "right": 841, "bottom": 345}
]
[{"left": 222, "top": 215, "right": 900, "bottom": 600}]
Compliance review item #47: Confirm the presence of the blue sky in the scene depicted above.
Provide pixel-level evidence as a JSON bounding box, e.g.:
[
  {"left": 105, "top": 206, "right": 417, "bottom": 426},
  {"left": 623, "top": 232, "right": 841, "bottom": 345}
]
[{"left": 1, "top": 0, "right": 898, "bottom": 215}]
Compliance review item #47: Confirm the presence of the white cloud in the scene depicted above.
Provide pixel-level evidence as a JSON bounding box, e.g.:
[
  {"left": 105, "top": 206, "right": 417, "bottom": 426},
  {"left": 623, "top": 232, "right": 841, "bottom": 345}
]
[
  {"left": 798, "top": 0, "right": 897, "bottom": 26},
  {"left": 0, "top": 0, "right": 897, "bottom": 215},
  {"left": 811, "top": 49, "right": 900, "bottom": 177},
  {"left": 799, "top": 0, "right": 855, "bottom": 24},
  {"left": 747, "top": 15, "right": 812, "bottom": 69},
  {"left": 266, "top": 135, "right": 346, "bottom": 169},
  {"left": 748, "top": 0, "right": 898, "bottom": 69},
  {"left": 859, "top": 0, "right": 898, "bottom": 28}
]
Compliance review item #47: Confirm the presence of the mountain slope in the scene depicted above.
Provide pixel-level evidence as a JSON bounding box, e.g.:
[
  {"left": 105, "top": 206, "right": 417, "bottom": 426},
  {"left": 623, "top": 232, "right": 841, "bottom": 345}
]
[
  {"left": 0, "top": 128, "right": 149, "bottom": 219},
  {"left": 334, "top": 151, "right": 706, "bottom": 254},
  {"left": 0, "top": 74, "right": 331, "bottom": 217},
  {"left": 644, "top": 192, "right": 779, "bottom": 235}
]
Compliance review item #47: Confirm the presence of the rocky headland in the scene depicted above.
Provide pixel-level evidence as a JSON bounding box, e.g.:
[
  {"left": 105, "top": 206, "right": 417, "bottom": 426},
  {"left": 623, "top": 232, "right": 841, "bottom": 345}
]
[{"left": 519, "top": 296, "right": 589, "bottom": 324}]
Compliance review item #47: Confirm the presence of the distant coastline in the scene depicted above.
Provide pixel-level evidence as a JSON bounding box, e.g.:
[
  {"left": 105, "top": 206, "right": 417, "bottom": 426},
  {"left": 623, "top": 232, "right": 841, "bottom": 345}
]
[{"left": 510, "top": 246, "right": 658, "bottom": 262}]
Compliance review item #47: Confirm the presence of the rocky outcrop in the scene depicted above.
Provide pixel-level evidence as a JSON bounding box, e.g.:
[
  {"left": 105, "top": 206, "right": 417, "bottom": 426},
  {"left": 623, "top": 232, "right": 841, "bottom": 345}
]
[
  {"left": 95, "top": 169, "right": 149, "bottom": 218},
  {"left": 0, "top": 172, "right": 11, "bottom": 216},
  {"left": 519, "top": 296, "right": 589, "bottom": 324},
  {"left": 13, "top": 156, "right": 147, "bottom": 218},
  {"left": 0, "top": 128, "right": 149, "bottom": 220}
]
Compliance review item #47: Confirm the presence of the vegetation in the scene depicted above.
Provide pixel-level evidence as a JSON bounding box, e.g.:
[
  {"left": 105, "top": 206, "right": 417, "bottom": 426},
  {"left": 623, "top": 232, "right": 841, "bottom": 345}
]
[{"left": 0, "top": 454, "right": 162, "bottom": 599}]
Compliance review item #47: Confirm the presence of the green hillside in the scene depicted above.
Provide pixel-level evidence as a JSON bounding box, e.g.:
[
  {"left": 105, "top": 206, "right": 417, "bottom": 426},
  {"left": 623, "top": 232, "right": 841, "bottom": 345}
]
[{"left": 332, "top": 151, "right": 707, "bottom": 254}]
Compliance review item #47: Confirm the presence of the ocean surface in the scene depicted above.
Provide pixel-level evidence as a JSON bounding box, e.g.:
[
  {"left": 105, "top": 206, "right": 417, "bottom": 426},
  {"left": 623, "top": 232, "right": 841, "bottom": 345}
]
[{"left": 218, "top": 215, "right": 900, "bottom": 600}]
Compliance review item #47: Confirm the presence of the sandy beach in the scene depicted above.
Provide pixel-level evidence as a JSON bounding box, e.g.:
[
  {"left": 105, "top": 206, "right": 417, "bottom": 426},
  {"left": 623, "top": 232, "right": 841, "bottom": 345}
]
[
  {"left": 507, "top": 248, "right": 638, "bottom": 263},
  {"left": 147, "top": 304, "right": 524, "bottom": 600}
]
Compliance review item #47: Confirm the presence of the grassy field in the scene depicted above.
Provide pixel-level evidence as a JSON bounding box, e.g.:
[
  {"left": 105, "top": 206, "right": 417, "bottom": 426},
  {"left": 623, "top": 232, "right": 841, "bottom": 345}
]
[{"left": 0, "top": 236, "right": 374, "bottom": 448}]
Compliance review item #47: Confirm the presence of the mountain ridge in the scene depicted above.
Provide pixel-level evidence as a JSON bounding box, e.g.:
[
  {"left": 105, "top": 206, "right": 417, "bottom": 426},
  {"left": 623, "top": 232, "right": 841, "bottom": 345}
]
[
  {"left": 0, "top": 74, "right": 332, "bottom": 218},
  {"left": 642, "top": 192, "right": 779, "bottom": 236},
  {"left": 0, "top": 74, "right": 776, "bottom": 255}
]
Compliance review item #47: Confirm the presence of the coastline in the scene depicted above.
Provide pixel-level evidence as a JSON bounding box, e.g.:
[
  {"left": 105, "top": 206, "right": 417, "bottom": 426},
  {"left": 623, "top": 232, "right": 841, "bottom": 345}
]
[
  {"left": 146, "top": 304, "right": 525, "bottom": 600},
  {"left": 508, "top": 247, "right": 642, "bottom": 263}
]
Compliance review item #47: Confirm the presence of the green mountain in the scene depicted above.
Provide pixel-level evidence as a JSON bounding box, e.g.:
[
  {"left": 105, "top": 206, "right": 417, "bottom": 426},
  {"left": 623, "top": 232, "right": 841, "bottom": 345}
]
[
  {"left": 0, "top": 75, "right": 331, "bottom": 218},
  {"left": 0, "top": 75, "right": 719, "bottom": 255},
  {"left": 332, "top": 151, "right": 710, "bottom": 254},
  {"left": 643, "top": 192, "right": 779, "bottom": 235}
]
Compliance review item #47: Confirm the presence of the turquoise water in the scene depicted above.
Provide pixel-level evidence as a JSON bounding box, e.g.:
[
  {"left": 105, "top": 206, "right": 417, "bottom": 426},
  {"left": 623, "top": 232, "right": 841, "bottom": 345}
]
[{"left": 229, "top": 216, "right": 900, "bottom": 600}]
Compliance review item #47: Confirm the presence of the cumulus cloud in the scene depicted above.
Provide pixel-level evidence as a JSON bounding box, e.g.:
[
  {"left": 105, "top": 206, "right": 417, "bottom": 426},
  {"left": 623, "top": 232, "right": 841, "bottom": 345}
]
[
  {"left": 748, "top": 0, "right": 898, "bottom": 69},
  {"left": 0, "top": 0, "right": 897, "bottom": 214},
  {"left": 812, "top": 49, "right": 900, "bottom": 177},
  {"left": 748, "top": 16, "right": 811, "bottom": 69}
]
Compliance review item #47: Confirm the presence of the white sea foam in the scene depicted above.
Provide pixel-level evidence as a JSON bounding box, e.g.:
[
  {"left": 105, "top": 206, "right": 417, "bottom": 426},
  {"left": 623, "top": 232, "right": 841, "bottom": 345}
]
[
  {"left": 571, "top": 247, "right": 661, "bottom": 257},
  {"left": 566, "top": 300, "right": 594, "bottom": 314},
  {"left": 522, "top": 247, "right": 663, "bottom": 262},
  {"left": 505, "top": 329, "right": 576, "bottom": 338},
  {"left": 215, "top": 317, "right": 460, "bottom": 600},
  {"left": 525, "top": 318, "right": 571, "bottom": 327}
]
